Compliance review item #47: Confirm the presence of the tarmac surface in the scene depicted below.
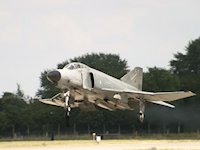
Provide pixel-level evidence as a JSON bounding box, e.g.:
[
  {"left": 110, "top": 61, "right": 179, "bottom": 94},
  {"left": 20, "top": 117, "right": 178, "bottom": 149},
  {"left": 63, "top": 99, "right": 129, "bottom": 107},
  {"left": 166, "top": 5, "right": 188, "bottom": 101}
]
[{"left": 1, "top": 140, "right": 200, "bottom": 150}]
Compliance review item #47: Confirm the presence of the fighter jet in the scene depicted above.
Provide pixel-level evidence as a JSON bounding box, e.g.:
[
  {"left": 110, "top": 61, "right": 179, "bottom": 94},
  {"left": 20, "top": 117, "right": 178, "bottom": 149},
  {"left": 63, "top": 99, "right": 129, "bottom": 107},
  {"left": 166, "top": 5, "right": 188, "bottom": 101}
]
[{"left": 40, "top": 62, "right": 195, "bottom": 123}]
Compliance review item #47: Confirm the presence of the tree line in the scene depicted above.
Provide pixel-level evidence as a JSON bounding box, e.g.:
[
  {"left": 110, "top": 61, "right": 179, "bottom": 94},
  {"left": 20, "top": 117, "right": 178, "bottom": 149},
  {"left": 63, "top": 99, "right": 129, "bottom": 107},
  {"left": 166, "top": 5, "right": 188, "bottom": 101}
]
[{"left": 0, "top": 37, "right": 200, "bottom": 138}]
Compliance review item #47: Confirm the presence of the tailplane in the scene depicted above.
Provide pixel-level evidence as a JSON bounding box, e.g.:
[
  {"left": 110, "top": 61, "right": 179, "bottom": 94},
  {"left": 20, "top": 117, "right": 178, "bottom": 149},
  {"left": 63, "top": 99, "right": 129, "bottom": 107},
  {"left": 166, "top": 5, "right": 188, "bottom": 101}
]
[{"left": 121, "top": 67, "right": 143, "bottom": 90}]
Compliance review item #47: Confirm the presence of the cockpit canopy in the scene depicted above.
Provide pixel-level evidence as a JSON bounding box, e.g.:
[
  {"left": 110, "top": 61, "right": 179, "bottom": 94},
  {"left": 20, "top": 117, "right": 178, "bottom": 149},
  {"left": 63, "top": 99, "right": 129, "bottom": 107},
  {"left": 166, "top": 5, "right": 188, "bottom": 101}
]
[{"left": 64, "top": 62, "right": 88, "bottom": 70}]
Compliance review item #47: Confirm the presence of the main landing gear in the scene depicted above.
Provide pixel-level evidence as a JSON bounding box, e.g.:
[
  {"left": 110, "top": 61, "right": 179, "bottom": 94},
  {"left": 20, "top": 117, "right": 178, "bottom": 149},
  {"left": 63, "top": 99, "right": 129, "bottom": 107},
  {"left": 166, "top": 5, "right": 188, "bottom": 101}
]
[{"left": 137, "top": 100, "right": 145, "bottom": 123}]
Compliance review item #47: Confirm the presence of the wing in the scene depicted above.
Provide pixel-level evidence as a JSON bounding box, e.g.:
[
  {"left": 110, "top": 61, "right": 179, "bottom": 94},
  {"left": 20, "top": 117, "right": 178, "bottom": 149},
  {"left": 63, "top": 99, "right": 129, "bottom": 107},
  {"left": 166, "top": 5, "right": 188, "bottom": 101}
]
[
  {"left": 101, "top": 88, "right": 195, "bottom": 108},
  {"left": 102, "top": 88, "right": 195, "bottom": 101},
  {"left": 39, "top": 93, "right": 97, "bottom": 111},
  {"left": 138, "top": 91, "right": 195, "bottom": 102},
  {"left": 39, "top": 93, "right": 65, "bottom": 107}
]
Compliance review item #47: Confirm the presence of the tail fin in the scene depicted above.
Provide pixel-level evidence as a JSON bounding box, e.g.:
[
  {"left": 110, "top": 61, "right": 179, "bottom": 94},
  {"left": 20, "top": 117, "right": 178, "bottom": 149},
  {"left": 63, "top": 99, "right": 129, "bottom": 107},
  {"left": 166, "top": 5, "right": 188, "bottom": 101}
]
[{"left": 121, "top": 67, "right": 143, "bottom": 90}]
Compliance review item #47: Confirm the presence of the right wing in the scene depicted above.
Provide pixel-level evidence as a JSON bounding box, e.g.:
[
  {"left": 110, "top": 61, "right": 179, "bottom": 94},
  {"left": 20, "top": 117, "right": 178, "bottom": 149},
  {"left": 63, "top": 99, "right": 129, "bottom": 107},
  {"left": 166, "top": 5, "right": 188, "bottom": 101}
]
[
  {"left": 39, "top": 93, "right": 97, "bottom": 111},
  {"left": 39, "top": 93, "right": 65, "bottom": 107}
]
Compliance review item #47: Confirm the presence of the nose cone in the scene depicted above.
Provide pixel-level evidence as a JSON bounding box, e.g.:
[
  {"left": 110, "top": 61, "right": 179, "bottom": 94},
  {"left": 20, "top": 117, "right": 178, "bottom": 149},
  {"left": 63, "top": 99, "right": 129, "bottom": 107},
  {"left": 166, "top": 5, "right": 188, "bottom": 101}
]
[{"left": 47, "top": 71, "right": 61, "bottom": 83}]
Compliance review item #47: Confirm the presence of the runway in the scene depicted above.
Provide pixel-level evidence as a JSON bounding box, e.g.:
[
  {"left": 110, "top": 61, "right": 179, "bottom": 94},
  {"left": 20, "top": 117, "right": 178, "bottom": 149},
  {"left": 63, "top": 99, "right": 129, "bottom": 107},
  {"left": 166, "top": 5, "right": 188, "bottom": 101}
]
[{"left": 1, "top": 140, "right": 200, "bottom": 150}]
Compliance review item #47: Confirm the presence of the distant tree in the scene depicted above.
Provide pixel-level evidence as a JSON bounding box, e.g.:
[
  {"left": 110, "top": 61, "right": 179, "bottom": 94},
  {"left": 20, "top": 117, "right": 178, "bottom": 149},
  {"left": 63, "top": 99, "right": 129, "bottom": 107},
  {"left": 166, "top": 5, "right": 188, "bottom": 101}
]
[
  {"left": 0, "top": 92, "right": 27, "bottom": 136},
  {"left": 16, "top": 83, "right": 24, "bottom": 98},
  {"left": 170, "top": 37, "right": 200, "bottom": 75},
  {"left": 143, "top": 67, "right": 180, "bottom": 92},
  {"left": 166, "top": 37, "right": 200, "bottom": 131},
  {"left": 170, "top": 37, "right": 200, "bottom": 100}
]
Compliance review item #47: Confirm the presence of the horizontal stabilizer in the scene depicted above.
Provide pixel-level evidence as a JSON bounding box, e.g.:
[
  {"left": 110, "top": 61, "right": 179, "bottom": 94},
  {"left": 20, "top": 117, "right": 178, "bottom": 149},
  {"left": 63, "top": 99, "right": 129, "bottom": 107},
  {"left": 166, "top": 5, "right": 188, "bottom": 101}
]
[{"left": 149, "top": 101, "right": 175, "bottom": 108}]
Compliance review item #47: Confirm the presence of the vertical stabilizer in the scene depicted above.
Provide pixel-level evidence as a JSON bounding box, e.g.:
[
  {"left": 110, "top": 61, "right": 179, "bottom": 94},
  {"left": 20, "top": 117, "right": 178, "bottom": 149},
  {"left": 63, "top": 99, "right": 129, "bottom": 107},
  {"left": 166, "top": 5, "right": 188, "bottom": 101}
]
[{"left": 121, "top": 67, "right": 143, "bottom": 90}]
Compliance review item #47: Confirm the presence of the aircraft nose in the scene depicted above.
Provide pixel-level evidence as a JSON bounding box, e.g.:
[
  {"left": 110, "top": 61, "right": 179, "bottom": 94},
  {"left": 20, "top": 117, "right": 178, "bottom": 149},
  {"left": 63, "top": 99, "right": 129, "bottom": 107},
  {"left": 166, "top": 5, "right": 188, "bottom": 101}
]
[{"left": 47, "top": 71, "right": 61, "bottom": 83}]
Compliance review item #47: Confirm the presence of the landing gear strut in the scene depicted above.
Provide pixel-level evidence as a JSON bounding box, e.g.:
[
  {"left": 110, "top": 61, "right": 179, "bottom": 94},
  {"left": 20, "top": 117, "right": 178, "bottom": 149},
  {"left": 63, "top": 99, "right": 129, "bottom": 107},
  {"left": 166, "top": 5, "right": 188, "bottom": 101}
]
[
  {"left": 137, "top": 100, "right": 145, "bottom": 123},
  {"left": 63, "top": 91, "right": 71, "bottom": 126}
]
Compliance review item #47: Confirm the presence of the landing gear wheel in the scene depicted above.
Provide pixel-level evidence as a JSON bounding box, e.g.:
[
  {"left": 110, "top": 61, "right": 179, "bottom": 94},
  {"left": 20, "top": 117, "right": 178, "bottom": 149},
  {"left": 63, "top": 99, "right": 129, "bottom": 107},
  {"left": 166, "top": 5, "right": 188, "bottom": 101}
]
[
  {"left": 137, "top": 100, "right": 145, "bottom": 123},
  {"left": 137, "top": 111, "right": 144, "bottom": 123}
]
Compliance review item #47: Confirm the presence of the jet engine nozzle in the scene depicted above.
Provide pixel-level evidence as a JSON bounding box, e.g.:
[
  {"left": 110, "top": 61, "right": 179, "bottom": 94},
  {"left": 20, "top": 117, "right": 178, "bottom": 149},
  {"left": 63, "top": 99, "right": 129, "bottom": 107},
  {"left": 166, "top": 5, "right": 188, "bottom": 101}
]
[{"left": 47, "top": 71, "right": 61, "bottom": 84}]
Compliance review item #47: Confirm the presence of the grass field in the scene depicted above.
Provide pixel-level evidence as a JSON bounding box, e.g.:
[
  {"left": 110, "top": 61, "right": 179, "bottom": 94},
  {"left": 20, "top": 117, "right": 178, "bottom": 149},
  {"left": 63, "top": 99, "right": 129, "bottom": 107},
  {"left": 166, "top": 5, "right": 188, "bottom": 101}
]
[
  {"left": 1, "top": 133, "right": 200, "bottom": 141},
  {"left": 1, "top": 139, "right": 200, "bottom": 150}
]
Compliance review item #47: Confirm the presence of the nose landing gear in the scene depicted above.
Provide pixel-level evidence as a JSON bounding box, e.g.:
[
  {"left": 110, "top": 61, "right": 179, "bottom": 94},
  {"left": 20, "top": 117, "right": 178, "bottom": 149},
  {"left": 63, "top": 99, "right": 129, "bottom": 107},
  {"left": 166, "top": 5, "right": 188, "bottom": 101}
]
[{"left": 63, "top": 91, "right": 71, "bottom": 126}]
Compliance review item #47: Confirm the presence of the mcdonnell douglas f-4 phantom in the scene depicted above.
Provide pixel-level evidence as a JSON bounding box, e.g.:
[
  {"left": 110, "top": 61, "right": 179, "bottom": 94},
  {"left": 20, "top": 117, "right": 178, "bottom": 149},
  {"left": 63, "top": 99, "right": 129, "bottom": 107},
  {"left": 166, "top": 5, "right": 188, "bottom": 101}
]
[{"left": 40, "top": 62, "right": 195, "bottom": 123}]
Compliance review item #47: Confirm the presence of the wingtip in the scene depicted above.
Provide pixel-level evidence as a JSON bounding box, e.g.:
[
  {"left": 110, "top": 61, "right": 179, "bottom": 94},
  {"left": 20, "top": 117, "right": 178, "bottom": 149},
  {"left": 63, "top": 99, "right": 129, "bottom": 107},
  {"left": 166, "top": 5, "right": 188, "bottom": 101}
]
[
  {"left": 184, "top": 91, "right": 196, "bottom": 96},
  {"left": 188, "top": 91, "right": 196, "bottom": 96}
]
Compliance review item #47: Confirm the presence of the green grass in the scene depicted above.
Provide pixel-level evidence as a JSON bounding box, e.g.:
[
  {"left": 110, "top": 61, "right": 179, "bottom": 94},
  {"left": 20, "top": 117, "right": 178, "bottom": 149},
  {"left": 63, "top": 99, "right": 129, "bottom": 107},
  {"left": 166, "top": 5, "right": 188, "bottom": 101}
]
[
  {"left": 129, "top": 133, "right": 200, "bottom": 140},
  {"left": 0, "top": 133, "right": 200, "bottom": 142}
]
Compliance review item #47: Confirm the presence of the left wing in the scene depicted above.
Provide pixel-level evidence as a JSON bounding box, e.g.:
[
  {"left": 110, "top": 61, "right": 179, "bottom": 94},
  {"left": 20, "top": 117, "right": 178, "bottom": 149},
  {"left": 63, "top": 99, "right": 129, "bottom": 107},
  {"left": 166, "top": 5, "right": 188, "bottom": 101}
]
[
  {"left": 101, "top": 88, "right": 195, "bottom": 108},
  {"left": 102, "top": 88, "right": 195, "bottom": 101},
  {"left": 137, "top": 91, "right": 195, "bottom": 102}
]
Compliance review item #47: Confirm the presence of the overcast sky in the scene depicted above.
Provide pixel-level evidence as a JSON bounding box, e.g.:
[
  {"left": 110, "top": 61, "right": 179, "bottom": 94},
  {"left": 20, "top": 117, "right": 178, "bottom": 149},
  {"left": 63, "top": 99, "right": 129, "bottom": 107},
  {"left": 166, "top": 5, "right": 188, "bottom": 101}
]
[{"left": 0, "top": 0, "right": 200, "bottom": 97}]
